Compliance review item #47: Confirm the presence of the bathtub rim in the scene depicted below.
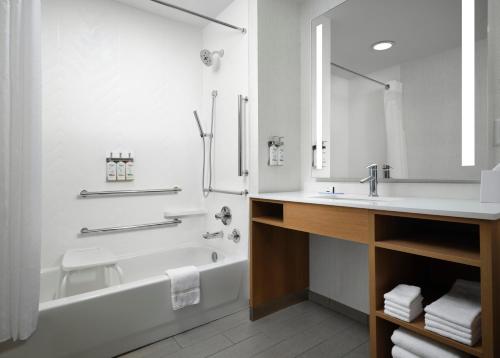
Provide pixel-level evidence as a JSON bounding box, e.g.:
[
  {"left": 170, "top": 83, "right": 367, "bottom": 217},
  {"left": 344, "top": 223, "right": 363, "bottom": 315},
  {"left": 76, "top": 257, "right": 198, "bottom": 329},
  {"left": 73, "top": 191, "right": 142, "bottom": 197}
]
[{"left": 39, "top": 243, "right": 247, "bottom": 312}]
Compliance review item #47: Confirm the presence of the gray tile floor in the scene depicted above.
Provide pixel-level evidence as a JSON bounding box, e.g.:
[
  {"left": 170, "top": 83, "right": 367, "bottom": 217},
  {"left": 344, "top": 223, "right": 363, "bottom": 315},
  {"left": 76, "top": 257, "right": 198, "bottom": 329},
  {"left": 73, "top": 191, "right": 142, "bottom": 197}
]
[{"left": 119, "top": 301, "right": 369, "bottom": 358}]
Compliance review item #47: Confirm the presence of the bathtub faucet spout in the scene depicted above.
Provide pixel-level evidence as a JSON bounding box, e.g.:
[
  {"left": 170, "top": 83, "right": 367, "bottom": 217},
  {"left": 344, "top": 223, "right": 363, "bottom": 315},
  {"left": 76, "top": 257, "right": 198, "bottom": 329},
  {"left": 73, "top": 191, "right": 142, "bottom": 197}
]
[{"left": 202, "top": 231, "right": 224, "bottom": 240}]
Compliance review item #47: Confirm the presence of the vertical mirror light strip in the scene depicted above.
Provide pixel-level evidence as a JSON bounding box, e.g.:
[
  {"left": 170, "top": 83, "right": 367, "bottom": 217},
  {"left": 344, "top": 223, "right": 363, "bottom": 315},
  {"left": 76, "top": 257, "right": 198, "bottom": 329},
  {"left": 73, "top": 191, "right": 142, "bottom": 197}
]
[
  {"left": 315, "top": 24, "right": 323, "bottom": 169},
  {"left": 462, "top": 0, "right": 475, "bottom": 166}
]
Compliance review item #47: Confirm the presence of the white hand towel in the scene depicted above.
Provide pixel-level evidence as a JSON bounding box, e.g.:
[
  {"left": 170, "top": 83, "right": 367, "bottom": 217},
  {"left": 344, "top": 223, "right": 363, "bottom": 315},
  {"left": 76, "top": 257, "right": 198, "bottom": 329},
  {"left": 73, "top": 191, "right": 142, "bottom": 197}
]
[
  {"left": 424, "top": 280, "right": 481, "bottom": 328},
  {"left": 391, "top": 328, "right": 468, "bottom": 358},
  {"left": 384, "top": 284, "right": 422, "bottom": 307},
  {"left": 391, "top": 345, "right": 420, "bottom": 358},
  {"left": 385, "top": 306, "right": 421, "bottom": 322},
  {"left": 166, "top": 266, "right": 200, "bottom": 311},
  {"left": 425, "top": 313, "right": 480, "bottom": 334},
  {"left": 425, "top": 317, "right": 480, "bottom": 340},
  {"left": 385, "top": 297, "right": 423, "bottom": 314},
  {"left": 425, "top": 324, "right": 479, "bottom": 346},
  {"left": 384, "top": 307, "right": 420, "bottom": 322}
]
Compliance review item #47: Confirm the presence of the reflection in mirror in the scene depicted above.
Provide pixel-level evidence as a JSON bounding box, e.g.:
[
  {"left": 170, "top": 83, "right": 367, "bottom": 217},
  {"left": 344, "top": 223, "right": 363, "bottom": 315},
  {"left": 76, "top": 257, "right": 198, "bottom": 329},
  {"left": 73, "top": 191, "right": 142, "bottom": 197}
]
[{"left": 311, "top": 0, "right": 489, "bottom": 182}]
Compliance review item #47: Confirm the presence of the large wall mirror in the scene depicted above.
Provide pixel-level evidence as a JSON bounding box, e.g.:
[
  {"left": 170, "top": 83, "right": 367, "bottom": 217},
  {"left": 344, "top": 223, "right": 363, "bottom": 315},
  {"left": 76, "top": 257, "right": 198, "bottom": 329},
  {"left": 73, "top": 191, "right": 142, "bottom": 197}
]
[{"left": 311, "top": 0, "right": 491, "bottom": 182}]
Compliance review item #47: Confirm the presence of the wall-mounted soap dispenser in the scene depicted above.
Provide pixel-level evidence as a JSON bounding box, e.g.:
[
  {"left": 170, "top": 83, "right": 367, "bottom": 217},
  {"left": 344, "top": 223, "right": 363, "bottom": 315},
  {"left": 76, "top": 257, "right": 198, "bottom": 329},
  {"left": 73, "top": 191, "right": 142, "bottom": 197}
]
[
  {"left": 268, "top": 136, "right": 284, "bottom": 167},
  {"left": 106, "top": 153, "right": 117, "bottom": 181},
  {"left": 106, "top": 152, "right": 134, "bottom": 182}
]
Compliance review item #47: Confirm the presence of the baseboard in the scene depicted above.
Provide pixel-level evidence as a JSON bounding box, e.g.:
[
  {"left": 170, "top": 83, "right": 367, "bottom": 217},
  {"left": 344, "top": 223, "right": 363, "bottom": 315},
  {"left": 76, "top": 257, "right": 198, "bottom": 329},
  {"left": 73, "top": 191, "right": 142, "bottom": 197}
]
[
  {"left": 250, "top": 289, "right": 308, "bottom": 321},
  {"left": 308, "top": 290, "right": 369, "bottom": 326}
]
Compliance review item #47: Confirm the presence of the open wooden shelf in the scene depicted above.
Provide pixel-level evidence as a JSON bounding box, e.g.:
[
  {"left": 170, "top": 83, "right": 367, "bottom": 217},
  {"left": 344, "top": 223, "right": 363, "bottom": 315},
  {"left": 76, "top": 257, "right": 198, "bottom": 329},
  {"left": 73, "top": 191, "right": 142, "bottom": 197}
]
[
  {"left": 376, "top": 310, "right": 483, "bottom": 357},
  {"left": 252, "top": 216, "right": 286, "bottom": 228},
  {"left": 375, "top": 236, "right": 480, "bottom": 267}
]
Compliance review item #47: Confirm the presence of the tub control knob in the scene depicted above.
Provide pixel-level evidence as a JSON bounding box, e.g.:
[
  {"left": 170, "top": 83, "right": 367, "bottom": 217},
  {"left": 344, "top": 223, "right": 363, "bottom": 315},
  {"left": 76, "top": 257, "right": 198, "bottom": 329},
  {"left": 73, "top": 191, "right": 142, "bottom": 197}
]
[
  {"left": 228, "top": 229, "right": 240, "bottom": 243},
  {"left": 215, "top": 206, "right": 232, "bottom": 225}
]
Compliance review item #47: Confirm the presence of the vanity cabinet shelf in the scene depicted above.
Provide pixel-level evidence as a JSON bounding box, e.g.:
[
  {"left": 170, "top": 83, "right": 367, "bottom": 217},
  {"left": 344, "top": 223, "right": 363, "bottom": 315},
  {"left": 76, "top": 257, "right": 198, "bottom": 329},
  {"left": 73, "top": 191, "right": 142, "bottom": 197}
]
[
  {"left": 375, "top": 310, "right": 483, "bottom": 357},
  {"left": 252, "top": 216, "right": 285, "bottom": 227},
  {"left": 374, "top": 236, "right": 481, "bottom": 267}
]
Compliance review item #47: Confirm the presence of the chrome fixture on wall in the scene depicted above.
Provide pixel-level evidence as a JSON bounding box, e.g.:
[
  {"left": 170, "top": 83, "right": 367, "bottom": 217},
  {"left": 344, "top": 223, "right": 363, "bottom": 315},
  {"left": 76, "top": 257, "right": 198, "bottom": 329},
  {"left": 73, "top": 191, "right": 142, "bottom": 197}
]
[
  {"left": 202, "top": 231, "right": 224, "bottom": 240},
  {"left": 200, "top": 49, "right": 224, "bottom": 69},
  {"left": 238, "top": 94, "right": 249, "bottom": 176},
  {"left": 80, "top": 218, "right": 182, "bottom": 235},
  {"left": 79, "top": 187, "right": 182, "bottom": 198},
  {"left": 215, "top": 206, "right": 232, "bottom": 225},
  {"left": 360, "top": 164, "right": 379, "bottom": 197},
  {"left": 228, "top": 229, "right": 240, "bottom": 243}
]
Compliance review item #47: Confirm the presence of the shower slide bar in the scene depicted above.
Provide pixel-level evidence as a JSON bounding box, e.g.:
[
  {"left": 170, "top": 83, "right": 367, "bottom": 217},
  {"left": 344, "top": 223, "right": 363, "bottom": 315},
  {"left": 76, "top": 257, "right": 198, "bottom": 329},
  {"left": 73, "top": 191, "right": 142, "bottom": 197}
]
[
  {"left": 149, "top": 0, "right": 247, "bottom": 33},
  {"left": 79, "top": 187, "right": 182, "bottom": 197},
  {"left": 331, "top": 62, "right": 390, "bottom": 90},
  {"left": 238, "top": 95, "right": 249, "bottom": 177},
  {"left": 80, "top": 218, "right": 182, "bottom": 235},
  {"left": 207, "top": 188, "right": 248, "bottom": 196}
]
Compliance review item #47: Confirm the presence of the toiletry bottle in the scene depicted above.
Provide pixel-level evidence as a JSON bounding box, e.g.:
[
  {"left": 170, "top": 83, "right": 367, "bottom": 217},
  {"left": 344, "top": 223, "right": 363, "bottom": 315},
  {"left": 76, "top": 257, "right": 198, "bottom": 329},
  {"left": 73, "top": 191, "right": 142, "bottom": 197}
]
[
  {"left": 268, "top": 137, "right": 278, "bottom": 166},
  {"left": 106, "top": 152, "right": 117, "bottom": 182},
  {"left": 277, "top": 137, "right": 285, "bottom": 166},
  {"left": 125, "top": 152, "right": 134, "bottom": 181},
  {"left": 322, "top": 141, "right": 327, "bottom": 167},
  {"left": 116, "top": 153, "right": 126, "bottom": 181}
]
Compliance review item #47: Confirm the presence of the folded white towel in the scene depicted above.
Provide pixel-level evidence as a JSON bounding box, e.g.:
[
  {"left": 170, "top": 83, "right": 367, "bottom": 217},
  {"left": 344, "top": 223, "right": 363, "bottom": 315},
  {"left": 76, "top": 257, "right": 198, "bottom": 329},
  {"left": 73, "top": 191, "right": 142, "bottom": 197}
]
[
  {"left": 391, "top": 345, "right": 420, "bottom": 358},
  {"left": 385, "top": 297, "right": 423, "bottom": 315},
  {"left": 425, "top": 313, "right": 480, "bottom": 334},
  {"left": 384, "top": 307, "right": 420, "bottom": 323},
  {"left": 426, "top": 317, "right": 480, "bottom": 340},
  {"left": 166, "top": 265, "right": 200, "bottom": 311},
  {"left": 384, "top": 284, "right": 422, "bottom": 307},
  {"left": 391, "top": 328, "right": 468, "bottom": 358},
  {"left": 425, "top": 324, "right": 480, "bottom": 346},
  {"left": 424, "top": 280, "right": 481, "bottom": 328}
]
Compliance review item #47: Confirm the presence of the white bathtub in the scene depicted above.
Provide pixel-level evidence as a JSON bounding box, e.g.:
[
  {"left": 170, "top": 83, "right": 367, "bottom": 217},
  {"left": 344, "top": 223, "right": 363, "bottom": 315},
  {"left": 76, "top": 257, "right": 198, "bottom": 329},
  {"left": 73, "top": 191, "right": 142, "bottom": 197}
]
[{"left": 0, "top": 244, "right": 248, "bottom": 358}]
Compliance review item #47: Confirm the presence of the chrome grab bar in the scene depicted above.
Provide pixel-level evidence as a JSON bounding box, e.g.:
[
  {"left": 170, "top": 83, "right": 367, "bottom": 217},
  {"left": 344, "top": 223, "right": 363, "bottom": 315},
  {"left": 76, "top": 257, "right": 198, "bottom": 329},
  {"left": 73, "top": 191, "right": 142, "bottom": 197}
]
[
  {"left": 208, "top": 187, "right": 248, "bottom": 196},
  {"left": 79, "top": 187, "right": 182, "bottom": 197},
  {"left": 238, "top": 95, "right": 249, "bottom": 176},
  {"left": 80, "top": 218, "right": 182, "bottom": 235}
]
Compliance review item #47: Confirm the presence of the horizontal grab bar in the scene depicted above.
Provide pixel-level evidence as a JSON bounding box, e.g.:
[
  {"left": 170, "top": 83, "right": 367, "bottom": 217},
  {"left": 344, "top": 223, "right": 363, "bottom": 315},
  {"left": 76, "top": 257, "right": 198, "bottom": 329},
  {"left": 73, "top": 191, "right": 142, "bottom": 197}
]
[
  {"left": 208, "top": 188, "right": 248, "bottom": 196},
  {"left": 79, "top": 187, "right": 182, "bottom": 197},
  {"left": 80, "top": 218, "right": 182, "bottom": 235}
]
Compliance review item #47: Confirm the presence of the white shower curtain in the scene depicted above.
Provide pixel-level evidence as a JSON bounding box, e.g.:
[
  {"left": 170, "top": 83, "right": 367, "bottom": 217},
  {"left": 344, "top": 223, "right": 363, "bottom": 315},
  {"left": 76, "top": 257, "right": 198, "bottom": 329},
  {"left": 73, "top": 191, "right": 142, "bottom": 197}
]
[
  {"left": 384, "top": 80, "right": 408, "bottom": 179},
  {"left": 0, "top": 0, "right": 42, "bottom": 342}
]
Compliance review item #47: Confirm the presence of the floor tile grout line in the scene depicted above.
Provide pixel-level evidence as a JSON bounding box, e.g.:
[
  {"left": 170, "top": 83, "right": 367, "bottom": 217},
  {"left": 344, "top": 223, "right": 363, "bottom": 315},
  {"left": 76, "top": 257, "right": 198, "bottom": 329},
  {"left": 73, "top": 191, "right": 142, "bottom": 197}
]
[{"left": 339, "top": 339, "right": 370, "bottom": 358}]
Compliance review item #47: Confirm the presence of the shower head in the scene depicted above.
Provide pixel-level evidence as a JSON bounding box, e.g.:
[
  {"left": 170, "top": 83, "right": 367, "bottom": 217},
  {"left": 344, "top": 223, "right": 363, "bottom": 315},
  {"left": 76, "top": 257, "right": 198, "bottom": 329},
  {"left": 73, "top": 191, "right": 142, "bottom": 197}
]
[
  {"left": 200, "top": 49, "right": 224, "bottom": 68},
  {"left": 193, "top": 110, "right": 204, "bottom": 137}
]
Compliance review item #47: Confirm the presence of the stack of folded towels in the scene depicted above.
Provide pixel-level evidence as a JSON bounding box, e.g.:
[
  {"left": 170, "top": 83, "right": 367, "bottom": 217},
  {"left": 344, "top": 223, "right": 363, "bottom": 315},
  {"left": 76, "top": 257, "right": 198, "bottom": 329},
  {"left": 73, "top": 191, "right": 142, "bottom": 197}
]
[
  {"left": 391, "top": 328, "right": 468, "bottom": 358},
  {"left": 384, "top": 284, "right": 423, "bottom": 322},
  {"left": 424, "top": 279, "right": 481, "bottom": 346}
]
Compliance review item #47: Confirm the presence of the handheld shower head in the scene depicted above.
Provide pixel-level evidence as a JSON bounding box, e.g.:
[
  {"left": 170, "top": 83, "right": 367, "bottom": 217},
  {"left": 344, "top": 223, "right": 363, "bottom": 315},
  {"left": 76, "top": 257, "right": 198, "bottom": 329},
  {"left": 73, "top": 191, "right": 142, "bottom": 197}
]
[{"left": 193, "top": 111, "right": 204, "bottom": 137}]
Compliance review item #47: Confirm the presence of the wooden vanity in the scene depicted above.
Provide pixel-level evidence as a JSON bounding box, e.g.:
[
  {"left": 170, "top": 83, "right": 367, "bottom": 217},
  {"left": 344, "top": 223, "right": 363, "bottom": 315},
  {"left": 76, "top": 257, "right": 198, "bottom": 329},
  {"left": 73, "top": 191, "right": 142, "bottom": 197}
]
[{"left": 249, "top": 194, "right": 500, "bottom": 358}]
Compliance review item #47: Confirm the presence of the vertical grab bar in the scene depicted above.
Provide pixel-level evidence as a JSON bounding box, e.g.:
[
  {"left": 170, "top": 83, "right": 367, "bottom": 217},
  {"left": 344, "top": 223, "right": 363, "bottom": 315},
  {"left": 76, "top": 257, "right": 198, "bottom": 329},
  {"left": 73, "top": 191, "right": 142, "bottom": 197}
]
[{"left": 238, "top": 95, "right": 249, "bottom": 176}]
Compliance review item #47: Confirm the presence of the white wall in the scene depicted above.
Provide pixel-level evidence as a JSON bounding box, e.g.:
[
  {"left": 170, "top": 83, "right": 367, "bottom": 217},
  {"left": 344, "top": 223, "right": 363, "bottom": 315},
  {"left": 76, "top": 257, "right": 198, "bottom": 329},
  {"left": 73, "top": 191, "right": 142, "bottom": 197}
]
[
  {"left": 41, "top": 0, "right": 250, "bottom": 269},
  {"left": 299, "top": 0, "right": 498, "bottom": 313},
  {"left": 256, "top": 0, "right": 302, "bottom": 193}
]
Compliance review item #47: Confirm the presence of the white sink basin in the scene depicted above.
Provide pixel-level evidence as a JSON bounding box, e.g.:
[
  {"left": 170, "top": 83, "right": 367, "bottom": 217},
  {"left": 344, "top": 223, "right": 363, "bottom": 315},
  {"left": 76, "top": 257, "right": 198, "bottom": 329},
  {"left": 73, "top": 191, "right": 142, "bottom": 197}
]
[{"left": 309, "top": 194, "right": 402, "bottom": 202}]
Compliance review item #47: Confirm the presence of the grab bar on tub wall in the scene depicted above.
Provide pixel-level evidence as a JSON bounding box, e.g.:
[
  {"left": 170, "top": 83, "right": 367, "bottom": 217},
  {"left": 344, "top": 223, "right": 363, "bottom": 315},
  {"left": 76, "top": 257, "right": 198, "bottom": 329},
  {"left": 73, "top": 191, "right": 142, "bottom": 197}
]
[
  {"left": 80, "top": 218, "right": 182, "bottom": 235},
  {"left": 79, "top": 186, "right": 182, "bottom": 197},
  {"left": 238, "top": 95, "right": 249, "bottom": 176},
  {"left": 207, "top": 187, "right": 248, "bottom": 196}
]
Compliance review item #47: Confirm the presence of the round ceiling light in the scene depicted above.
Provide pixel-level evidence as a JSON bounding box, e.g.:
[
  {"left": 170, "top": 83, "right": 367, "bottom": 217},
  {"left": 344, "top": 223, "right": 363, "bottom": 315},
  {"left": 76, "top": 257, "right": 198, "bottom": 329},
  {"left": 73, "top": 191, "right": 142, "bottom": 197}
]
[{"left": 372, "top": 41, "right": 394, "bottom": 51}]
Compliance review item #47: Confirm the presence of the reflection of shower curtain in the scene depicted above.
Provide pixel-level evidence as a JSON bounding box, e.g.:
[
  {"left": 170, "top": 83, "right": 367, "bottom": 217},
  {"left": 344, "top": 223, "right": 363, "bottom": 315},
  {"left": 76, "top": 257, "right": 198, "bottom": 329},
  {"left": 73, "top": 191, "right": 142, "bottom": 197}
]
[{"left": 384, "top": 80, "right": 408, "bottom": 179}]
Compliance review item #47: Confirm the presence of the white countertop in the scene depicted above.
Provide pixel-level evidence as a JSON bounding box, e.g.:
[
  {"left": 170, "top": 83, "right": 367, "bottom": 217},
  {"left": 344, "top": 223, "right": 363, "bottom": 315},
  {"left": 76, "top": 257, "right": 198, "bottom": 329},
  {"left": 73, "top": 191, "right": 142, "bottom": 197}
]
[{"left": 249, "top": 192, "right": 500, "bottom": 220}]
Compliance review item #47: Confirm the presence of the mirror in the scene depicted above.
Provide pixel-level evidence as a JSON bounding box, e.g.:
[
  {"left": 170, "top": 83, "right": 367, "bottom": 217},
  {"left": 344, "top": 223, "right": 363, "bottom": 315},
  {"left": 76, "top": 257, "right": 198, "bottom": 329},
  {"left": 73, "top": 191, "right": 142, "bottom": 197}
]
[{"left": 311, "top": 0, "right": 490, "bottom": 182}]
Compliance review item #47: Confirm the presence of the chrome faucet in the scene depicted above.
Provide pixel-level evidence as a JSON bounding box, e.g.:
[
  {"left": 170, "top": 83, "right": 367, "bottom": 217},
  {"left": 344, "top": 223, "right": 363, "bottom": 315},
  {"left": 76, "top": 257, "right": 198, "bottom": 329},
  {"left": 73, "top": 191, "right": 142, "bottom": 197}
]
[
  {"left": 202, "top": 231, "right": 224, "bottom": 240},
  {"left": 360, "top": 164, "right": 378, "bottom": 197}
]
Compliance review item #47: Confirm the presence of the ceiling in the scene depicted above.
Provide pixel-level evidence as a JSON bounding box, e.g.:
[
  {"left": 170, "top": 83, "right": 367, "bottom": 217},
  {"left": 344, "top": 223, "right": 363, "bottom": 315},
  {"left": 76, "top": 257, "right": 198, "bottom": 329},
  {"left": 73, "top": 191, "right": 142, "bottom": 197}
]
[
  {"left": 325, "top": 0, "right": 487, "bottom": 78},
  {"left": 115, "top": 0, "right": 236, "bottom": 27}
]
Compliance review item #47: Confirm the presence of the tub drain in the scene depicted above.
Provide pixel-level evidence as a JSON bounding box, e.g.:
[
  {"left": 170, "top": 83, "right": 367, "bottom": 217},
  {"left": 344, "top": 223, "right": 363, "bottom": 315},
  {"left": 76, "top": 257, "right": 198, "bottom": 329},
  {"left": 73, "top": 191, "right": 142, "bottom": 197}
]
[{"left": 211, "top": 252, "right": 218, "bottom": 263}]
